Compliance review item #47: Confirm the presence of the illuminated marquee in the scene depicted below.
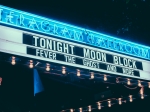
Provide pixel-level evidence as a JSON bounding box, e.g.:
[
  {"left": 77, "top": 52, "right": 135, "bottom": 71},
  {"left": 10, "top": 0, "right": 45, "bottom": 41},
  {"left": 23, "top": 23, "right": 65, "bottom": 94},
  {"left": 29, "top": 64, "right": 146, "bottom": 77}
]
[
  {"left": 0, "top": 25, "right": 150, "bottom": 80},
  {"left": 0, "top": 5, "right": 150, "bottom": 60}
]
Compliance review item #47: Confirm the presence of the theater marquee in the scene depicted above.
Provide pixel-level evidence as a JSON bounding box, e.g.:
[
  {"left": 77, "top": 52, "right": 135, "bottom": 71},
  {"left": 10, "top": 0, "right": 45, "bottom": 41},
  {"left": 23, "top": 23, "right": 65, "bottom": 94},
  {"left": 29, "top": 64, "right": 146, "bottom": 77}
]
[
  {"left": 0, "top": 5, "right": 150, "bottom": 60},
  {"left": 0, "top": 25, "right": 150, "bottom": 80}
]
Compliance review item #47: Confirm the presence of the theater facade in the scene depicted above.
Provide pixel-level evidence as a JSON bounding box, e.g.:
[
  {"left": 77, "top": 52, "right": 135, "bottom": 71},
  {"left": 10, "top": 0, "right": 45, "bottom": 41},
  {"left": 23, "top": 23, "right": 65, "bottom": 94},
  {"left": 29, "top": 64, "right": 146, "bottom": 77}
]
[{"left": 0, "top": 5, "right": 150, "bottom": 112}]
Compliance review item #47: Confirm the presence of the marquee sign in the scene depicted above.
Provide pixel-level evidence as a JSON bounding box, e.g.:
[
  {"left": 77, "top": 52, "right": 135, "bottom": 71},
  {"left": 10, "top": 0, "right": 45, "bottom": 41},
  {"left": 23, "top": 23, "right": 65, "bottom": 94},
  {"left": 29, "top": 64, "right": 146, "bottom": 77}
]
[
  {"left": 0, "top": 25, "right": 150, "bottom": 80},
  {"left": 0, "top": 5, "right": 150, "bottom": 60}
]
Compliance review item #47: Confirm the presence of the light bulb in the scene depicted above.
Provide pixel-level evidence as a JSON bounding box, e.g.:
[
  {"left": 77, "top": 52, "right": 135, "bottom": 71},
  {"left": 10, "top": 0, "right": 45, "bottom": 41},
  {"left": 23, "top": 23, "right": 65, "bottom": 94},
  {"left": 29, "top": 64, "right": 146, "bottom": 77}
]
[
  {"left": 140, "top": 87, "right": 144, "bottom": 95},
  {"left": 118, "top": 98, "right": 122, "bottom": 105},
  {"left": 70, "top": 109, "right": 73, "bottom": 112},
  {"left": 62, "top": 67, "right": 66, "bottom": 74},
  {"left": 11, "top": 56, "right": 16, "bottom": 65},
  {"left": 141, "top": 94, "right": 144, "bottom": 99},
  {"left": 29, "top": 63, "right": 33, "bottom": 68},
  {"left": 11, "top": 60, "right": 16, "bottom": 65},
  {"left": 148, "top": 82, "right": 150, "bottom": 88},
  {"left": 91, "top": 73, "right": 94, "bottom": 79},
  {"left": 0, "top": 77, "right": 2, "bottom": 86},
  {"left": 46, "top": 66, "right": 50, "bottom": 71},
  {"left": 79, "top": 108, "right": 82, "bottom": 112},
  {"left": 77, "top": 69, "right": 80, "bottom": 76},
  {"left": 138, "top": 80, "right": 142, "bottom": 87},
  {"left": 97, "top": 102, "right": 100, "bottom": 106},
  {"left": 97, "top": 102, "right": 101, "bottom": 110},
  {"left": 104, "top": 75, "right": 107, "bottom": 81},
  {"left": 46, "top": 64, "right": 50, "bottom": 71},
  {"left": 29, "top": 60, "right": 33, "bottom": 68},
  {"left": 129, "top": 95, "right": 132, "bottom": 102},
  {"left": 127, "top": 79, "right": 131, "bottom": 85},
  {"left": 98, "top": 105, "right": 101, "bottom": 110},
  {"left": 108, "top": 100, "right": 111, "bottom": 107},
  {"left": 116, "top": 78, "right": 119, "bottom": 83},
  {"left": 88, "top": 106, "right": 91, "bottom": 112}
]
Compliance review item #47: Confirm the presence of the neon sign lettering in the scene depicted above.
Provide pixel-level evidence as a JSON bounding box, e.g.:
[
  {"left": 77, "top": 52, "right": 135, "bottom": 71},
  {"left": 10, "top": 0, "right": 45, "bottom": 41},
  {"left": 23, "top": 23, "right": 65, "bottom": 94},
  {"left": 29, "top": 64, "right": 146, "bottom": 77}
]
[{"left": 0, "top": 5, "right": 150, "bottom": 60}]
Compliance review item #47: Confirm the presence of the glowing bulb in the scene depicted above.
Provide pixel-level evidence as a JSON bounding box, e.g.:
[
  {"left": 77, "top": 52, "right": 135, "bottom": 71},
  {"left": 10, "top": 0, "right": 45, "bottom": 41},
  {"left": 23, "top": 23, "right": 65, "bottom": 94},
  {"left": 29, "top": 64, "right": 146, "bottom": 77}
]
[
  {"left": 91, "top": 73, "right": 94, "bottom": 79},
  {"left": 11, "top": 56, "right": 16, "bottom": 65},
  {"left": 77, "top": 69, "right": 80, "bottom": 76},
  {"left": 141, "top": 94, "right": 144, "bottom": 99},
  {"left": 138, "top": 80, "right": 142, "bottom": 87},
  {"left": 88, "top": 105, "right": 91, "bottom": 111},
  {"left": 97, "top": 102, "right": 101, "bottom": 110},
  {"left": 29, "top": 63, "right": 33, "bottom": 68},
  {"left": 97, "top": 102, "right": 100, "bottom": 106},
  {"left": 118, "top": 98, "right": 122, "bottom": 105},
  {"left": 127, "top": 79, "right": 131, "bottom": 85},
  {"left": 46, "top": 66, "right": 50, "bottom": 71},
  {"left": 79, "top": 108, "right": 82, "bottom": 112},
  {"left": 62, "top": 66, "right": 66, "bottom": 74},
  {"left": 46, "top": 64, "right": 50, "bottom": 71},
  {"left": 116, "top": 78, "right": 119, "bottom": 83},
  {"left": 70, "top": 109, "right": 73, "bottom": 112},
  {"left": 140, "top": 87, "right": 144, "bottom": 95},
  {"left": 29, "top": 60, "right": 33, "bottom": 68},
  {"left": 11, "top": 60, "right": 16, "bottom": 65},
  {"left": 104, "top": 75, "right": 107, "bottom": 81},
  {"left": 129, "top": 95, "right": 132, "bottom": 102},
  {"left": 148, "top": 82, "right": 150, "bottom": 88},
  {"left": 0, "top": 77, "right": 2, "bottom": 86},
  {"left": 108, "top": 100, "right": 111, "bottom": 107}
]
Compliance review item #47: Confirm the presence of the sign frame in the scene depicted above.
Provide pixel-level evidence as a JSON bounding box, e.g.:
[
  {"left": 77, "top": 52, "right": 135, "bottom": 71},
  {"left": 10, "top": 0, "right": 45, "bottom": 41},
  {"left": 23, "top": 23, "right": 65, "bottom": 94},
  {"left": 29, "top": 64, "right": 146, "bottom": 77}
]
[
  {"left": 0, "top": 5, "right": 150, "bottom": 60},
  {"left": 0, "top": 25, "right": 150, "bottom": 81}
]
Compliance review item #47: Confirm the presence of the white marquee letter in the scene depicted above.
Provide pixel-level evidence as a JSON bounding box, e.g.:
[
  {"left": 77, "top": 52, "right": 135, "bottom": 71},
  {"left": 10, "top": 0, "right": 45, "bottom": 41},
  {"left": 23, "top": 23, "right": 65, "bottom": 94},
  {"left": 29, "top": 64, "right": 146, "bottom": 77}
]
[{"left": 33, "top": 36, "right": 39, "bottom": 46}]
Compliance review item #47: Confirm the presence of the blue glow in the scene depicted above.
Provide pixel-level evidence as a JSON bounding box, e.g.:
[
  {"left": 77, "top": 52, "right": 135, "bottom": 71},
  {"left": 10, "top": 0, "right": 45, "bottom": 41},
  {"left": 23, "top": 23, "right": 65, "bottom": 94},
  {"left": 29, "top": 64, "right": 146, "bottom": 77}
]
[
  {"left": 34, "top": 69, "right": 44, "bottom": 96},
  {"left": 0, "top": 5, "right": 150, "bottom": 60}
]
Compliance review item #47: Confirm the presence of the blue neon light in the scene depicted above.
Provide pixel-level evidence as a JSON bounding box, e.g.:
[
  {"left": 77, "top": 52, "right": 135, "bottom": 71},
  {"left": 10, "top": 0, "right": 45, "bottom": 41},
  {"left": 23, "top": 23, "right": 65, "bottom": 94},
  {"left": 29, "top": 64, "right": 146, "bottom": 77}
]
[{"left": 0, "top": 5, "right": 150, "bottom": 60}]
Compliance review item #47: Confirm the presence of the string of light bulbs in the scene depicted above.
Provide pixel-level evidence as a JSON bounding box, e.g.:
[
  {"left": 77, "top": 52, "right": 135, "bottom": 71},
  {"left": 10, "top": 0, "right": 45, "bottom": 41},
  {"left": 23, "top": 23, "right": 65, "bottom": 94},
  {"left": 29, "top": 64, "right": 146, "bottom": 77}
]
[
  {"left": 5, "top": 55, "right": 150, "bottom": 112},
  {"left": 10, "top": 56, "right": 150, "bottom": 89},
  {"left": 60, "top": 93, "right": 147, "bottom": 112}
]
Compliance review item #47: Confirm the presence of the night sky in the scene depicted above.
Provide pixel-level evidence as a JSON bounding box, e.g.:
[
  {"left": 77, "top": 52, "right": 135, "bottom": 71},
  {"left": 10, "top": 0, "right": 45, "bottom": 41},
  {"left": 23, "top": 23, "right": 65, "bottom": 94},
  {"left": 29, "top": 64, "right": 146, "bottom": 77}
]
[{"left": 0, "top": 0, "right": 150, "bottom": 46}]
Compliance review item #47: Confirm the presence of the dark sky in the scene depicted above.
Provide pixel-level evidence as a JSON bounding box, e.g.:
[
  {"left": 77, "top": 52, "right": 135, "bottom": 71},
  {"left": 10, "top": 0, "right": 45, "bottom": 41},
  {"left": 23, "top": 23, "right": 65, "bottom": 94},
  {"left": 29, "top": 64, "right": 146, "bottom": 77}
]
[{"left": 0, "top": 0, "right": 150, "bottom": 46}]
